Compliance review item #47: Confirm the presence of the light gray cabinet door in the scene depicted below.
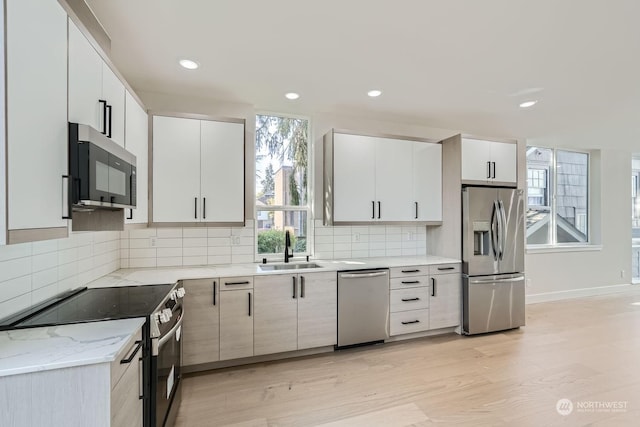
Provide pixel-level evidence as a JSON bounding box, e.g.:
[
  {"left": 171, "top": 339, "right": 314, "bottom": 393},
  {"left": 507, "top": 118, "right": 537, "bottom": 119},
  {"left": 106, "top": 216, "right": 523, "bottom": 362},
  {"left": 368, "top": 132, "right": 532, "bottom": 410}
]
[
  {"left": 219, "top": 289, "right": 253, "bottom": 360},
  {"left": 182, "top": 279, "right": 220, "bottom": 366},
  {"left": 429, "top": 273, "right": 461, "bottom": 330},
  {"left": 253, "top": 275, "right": 298, "bottom": 356},
  {"left": 297, "top": 272, "right": 337, "bottom": 349}
]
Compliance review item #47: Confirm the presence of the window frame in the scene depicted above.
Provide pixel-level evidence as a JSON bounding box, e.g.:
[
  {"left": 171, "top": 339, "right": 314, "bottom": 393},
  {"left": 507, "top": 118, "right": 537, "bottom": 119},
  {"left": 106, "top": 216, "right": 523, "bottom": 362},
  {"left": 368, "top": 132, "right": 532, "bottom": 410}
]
[
  {"left": 254, "top": 112, "right": 313, "bottom": 261},
  {"left": 526, "top": 146, "right": 591, "bottom": 248}
]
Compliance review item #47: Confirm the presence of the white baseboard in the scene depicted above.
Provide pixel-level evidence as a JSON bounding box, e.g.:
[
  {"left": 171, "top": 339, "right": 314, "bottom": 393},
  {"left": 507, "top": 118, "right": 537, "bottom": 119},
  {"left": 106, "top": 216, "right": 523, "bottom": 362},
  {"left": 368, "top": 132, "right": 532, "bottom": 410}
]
[{"left": 526, "top": 283, "right": 637, "bottom": 304}]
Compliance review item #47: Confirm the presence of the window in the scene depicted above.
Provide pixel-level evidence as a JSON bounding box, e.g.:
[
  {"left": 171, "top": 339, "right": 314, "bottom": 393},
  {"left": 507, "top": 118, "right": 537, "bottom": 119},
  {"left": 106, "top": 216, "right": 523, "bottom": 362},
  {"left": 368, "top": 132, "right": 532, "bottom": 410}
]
[
  {"left": 526, "top": 146, "right": 589, "bottom": 245},
  {"left": 255, "top": 114, "right": 310, "bottom": 258}
]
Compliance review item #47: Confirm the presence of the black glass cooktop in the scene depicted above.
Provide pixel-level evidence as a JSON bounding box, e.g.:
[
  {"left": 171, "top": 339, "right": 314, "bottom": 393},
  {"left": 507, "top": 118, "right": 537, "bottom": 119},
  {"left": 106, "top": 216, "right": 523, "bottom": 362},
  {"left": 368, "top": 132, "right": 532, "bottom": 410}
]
[{"left": 6, "top": 284, "right": 175, "bottom": 329}]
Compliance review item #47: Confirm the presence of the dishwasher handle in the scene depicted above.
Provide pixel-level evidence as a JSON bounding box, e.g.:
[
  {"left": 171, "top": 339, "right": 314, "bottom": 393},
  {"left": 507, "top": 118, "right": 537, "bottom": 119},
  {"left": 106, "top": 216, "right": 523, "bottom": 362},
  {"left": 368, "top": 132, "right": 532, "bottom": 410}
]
[{"left": 339, "top": 271, "right": 388, "bottom": 279}]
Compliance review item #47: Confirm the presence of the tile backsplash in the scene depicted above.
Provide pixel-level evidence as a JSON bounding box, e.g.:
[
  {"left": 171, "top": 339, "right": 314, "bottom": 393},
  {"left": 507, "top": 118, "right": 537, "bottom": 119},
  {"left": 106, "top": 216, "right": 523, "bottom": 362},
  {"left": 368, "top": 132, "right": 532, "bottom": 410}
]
[
  {"left": 119, "top": 220, "right": 427, "bottom": 267},
  {"left": 0, "top": 231, "right": 120, "bottom": 319}
]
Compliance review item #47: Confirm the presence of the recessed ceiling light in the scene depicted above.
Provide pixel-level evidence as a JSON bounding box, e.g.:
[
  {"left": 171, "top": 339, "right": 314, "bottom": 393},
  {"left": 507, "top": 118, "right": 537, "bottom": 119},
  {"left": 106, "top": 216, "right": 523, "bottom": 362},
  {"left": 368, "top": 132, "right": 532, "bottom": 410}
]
[
  {"left": 179, "top": 59, "right": 199, "bottom": 70},
  {"left": 367, "top": 90, "right": 382, "bottom": 97},
  {"left": 285, "top": 92, "right": 300, "bottom": 100},
  {"left": 519, "top": 100, "right": 538, "bottom": 108}
]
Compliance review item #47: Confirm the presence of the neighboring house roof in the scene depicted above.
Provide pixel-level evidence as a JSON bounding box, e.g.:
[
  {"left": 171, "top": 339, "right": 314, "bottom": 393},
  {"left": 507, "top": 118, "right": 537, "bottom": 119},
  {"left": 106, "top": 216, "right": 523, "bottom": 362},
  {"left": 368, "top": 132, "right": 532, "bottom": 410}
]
[{"left": 526, "top": 208, "right": 587, "bottom": 242}]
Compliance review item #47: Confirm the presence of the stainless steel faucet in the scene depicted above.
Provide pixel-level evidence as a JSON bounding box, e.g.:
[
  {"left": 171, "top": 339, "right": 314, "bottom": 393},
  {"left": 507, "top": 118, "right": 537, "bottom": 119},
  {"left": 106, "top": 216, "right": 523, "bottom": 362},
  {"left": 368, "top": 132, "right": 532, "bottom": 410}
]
[{"left": 284, "top": 230, "right": 293, "bottom": 263}]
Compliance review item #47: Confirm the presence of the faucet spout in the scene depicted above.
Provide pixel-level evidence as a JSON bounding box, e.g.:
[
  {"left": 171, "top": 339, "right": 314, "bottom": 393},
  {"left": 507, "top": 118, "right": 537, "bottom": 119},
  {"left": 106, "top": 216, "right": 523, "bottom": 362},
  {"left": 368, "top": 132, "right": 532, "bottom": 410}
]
[{"left": 284, "top": 230, "right": 293, "bottom": 263}]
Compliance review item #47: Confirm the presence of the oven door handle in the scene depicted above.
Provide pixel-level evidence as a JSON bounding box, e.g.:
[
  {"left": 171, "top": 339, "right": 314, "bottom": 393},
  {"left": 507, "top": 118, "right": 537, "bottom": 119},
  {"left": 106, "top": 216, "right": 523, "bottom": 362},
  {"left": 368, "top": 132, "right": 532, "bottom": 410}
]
[{"left": 153, "top": 315, "right": 184, "bottom": 355}]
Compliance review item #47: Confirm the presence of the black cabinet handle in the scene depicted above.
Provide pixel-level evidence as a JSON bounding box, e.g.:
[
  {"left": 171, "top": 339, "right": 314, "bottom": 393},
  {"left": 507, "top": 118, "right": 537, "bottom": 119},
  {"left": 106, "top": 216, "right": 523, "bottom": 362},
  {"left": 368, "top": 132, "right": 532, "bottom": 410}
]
[
  {"left": 492, "top": 162, "right": 496, "bottom": 179},
  {"left": 377, "top": 201, "right": 381, "bottom": 219},
  {"left": 126, "top": 209, "right": 133, "bottom": 220},
  {"left": 212, "top": 281, "right": 217, "bottom": 306},
  {"left": 120, "top": 340, "right": 143, "bottom": 364},
  {"left": 401, "top": 297, "right": 420, "bottom": 302},
  {"left": 437, "top": 266, "right": 455, "bottom": 271},
  {"left": 110, "top": 196, "right": 115, "bottom": 204},
  {"left": 292, "top": 276, "right": 297, "bottom": 299},
  {"left": 61, "top": 175, "right": 72, "bottom": 219},
  {"left": 401, "top": 269, "right": 420, "bottom": 273},
  {"left": 487, "top": 161, "right": 491, "bottom": 179},
  {"left": 194, "top": 197, "right": 198, "bottom": 219},
  {"left": 372, "top": 201, "right": 375, "bottom": 219},
  {"left": 401, "top": 320, "right": 420, "bottom": 325},
  {"left": 106, "top": 104, "right": 112, "bottom": 138},
  {"left": 300, "top": 276, "right": 305, "bottom": 298},
  {"left": 203, "top": 197, "right": 206, "bottom": 219},
  {"left": 248, "top": 292, "right": 252, "bottom": 316},
  {"left": 401, "top": 280, "right": 420, "bottom": 284},
  {"left": 99, "top": 100, "right": 107, "bottom": 134},
  {"left": 431, "top": 277, "right": 437, "bottom": 297},
  {"left": 415, "top": 202, "right": 418, "bottom": 219},
  {"left": 225, "top": 281, "right": 250, "bottom": 286}
]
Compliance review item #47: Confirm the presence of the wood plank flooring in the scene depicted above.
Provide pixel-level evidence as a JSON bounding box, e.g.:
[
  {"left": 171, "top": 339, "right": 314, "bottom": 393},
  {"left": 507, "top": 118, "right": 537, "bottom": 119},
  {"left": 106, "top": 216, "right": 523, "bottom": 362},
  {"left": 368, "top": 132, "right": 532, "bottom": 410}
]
[{"left": 175, "top": 289, "right": 640, "bottom": 426}]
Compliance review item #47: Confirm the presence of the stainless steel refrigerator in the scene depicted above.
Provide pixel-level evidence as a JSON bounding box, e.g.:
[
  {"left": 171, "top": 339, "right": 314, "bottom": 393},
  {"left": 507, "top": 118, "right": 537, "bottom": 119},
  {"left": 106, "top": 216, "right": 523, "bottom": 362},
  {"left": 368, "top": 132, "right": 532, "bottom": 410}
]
[{"left": 462, "top": 186, "right": 525, "bottom": 335}]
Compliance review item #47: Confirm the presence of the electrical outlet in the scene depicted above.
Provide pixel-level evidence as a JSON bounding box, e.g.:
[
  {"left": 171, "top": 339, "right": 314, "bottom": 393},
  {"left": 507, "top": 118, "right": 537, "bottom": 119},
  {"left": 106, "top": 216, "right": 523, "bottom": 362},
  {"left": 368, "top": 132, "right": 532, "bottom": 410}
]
[
  {"left": 621, "top": 270, "right": 625, "bottom": 278},
  {"left": 354, "top": 232, "right": 361, "bottom": 242},
  {"left": 150, "top": 237, "right": 157, "bottom": 247},
  {"left": 231, "top": 236, "right": 241, "bottom": 245}
]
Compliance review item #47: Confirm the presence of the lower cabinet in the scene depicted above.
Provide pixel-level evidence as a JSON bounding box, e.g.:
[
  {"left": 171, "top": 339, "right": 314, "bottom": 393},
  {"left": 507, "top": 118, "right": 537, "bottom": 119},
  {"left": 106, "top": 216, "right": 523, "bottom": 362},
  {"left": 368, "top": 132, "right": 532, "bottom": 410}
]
[
  {"left": 219, "top": 277, "right": 254, "bottom": 361},
  {"left": 182, "top": 278, "right": 220, "bottom": 366},
  {"left": 111, "top": 329, "right": 143, "bottom": 427},
  {"left": 429, "top": 264, "right": 462, "bottom": 330},
  {"left": 254, "top": 271, "right": 337, "bottom": 356}
]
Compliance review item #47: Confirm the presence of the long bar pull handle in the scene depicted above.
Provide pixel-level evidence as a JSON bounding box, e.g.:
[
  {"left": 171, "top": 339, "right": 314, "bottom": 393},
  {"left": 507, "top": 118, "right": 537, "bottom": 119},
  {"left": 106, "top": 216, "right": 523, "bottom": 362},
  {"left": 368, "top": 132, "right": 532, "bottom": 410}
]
[
  {"left": 431, "top": 277, "right": 437, "bottom": 297},
  {"left": 126, "top": 209, "right": 133, "bottom": 220},
  {"left": 378, "top": 201, "right": 381, "bottom": 219},
  {"left": 203, "top": 197, "right": 206, "bottom": 219},
  {"left": 212, "top": 281, "right": 217, "bottom": 306},
  {"left": 492, "top": 162, "right": 496, "bottom": 179},
  {"left": 487, "top": 161, "right": 491, "bottom": 179},
  {"left": 401, "top": 269, "right": 421, "bottom": 273},
  {"left": 499, "top": 200, "right": 507, "bottom": 261},
  {"left": 292, "top": 276, "right": 297, "bottom": 299},
  {"left": 402, "top": 320, "right": 420, "bottom": 325},
  {"left": 138, "top": 355, "right": 143, "bottom": 399},
  {"left": 194, "top": 197, "right": 198, "bottom": 219},
  {"left": 120, "top": 340, "right": 143, "bottom": 364},
  {"left": 490, "top": 201, "right": 499, "bottom": 261},
  {"left": 300, "top": 276, "right": 305, "bottom": 298},
  {"left": 106, "top": 104, "right": 112, "bottom": 138},
  {"left": 225, "top": 281, "right": 250, "bottom": 286},
  {"left": 402, "top": 297, "right": 420, "bottom": 302},
  {"left": 61, "top": 175, "right": 72, "bottom": 219},
  {"left": 415, "top": 202, "right": 418, "bottom": 219},
  {"left": 372, "top": 201, "right": 375, "bottom": 219},
  {"left": 437, "top": 266, "right": 455, "bottom": 271},
  {"left": 401, "top": 280, "right": 420, "bottom": 285},
  {"left": 99, "top": 99, "right": 107, "bottom": 134},
  {"left": 248, "top": 292, "right": 252, "bottom": 316}
]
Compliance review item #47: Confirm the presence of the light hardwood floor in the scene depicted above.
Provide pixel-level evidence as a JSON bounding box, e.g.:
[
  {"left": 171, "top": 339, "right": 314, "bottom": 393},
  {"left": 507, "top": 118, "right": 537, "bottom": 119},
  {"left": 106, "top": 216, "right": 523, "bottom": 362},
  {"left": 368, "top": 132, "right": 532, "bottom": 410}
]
[{"left": 175, "top": 290, "right": 640, "bottom": 426}]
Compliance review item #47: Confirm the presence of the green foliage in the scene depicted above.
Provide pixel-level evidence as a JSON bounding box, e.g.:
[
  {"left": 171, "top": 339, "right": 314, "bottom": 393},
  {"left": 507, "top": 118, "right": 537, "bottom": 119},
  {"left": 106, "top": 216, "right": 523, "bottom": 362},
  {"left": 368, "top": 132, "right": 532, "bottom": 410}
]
[{"left": 258, "top": 229, "right": 296, "bottom": 254}]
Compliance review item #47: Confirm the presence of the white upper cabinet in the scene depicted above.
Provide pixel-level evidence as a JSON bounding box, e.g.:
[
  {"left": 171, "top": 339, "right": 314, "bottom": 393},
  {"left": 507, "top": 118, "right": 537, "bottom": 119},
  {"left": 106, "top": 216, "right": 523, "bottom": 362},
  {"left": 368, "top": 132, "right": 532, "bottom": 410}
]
[
  {"left": 152, "top": 115, "right": 245, "bottom": 225},
  {"left": 413, "top": 142, "right": 442, "bottom": 221},
  {"left": 124, "top": 91, "right": 148, "bottom": 224},
  {"left": 327, "top": 130, "right": 442, "bottom": 224},
  {"left": 200, "top": 120, "right": 245, "bottom": 222},
  {"left": 461, "top": 138, "right": 517, "bottom": 185},
  {"left": 68, "top": 20, "right": 125, "bottom": 146},
  {"left": 152, "top": 116, "right": 201, "bottom": 223},
  {"left": 6, "top": 0, "right": 68, "bottom": 240}
]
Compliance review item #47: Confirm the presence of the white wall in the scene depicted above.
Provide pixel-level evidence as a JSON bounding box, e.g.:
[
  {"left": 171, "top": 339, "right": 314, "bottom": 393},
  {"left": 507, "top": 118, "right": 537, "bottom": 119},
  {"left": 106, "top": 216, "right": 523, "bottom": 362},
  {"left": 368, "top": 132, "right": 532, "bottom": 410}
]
[{"left": 0, "top": 231, "right": 120, "bottom": 319}]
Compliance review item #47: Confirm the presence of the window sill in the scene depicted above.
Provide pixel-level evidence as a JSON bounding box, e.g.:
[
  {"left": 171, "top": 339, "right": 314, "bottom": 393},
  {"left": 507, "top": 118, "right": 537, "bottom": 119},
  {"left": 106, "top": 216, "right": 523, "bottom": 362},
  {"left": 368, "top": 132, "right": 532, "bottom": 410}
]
[{"left": 526, "top": 244, "right": 602, "bottom": 254}]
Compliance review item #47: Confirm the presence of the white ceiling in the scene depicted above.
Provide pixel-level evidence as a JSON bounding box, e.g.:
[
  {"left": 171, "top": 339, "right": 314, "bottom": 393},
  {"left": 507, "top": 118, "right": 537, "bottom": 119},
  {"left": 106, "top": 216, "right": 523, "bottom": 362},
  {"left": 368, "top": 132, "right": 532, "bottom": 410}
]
[{"left": 85, "top": 0, "right": 640, "bottom": 148}]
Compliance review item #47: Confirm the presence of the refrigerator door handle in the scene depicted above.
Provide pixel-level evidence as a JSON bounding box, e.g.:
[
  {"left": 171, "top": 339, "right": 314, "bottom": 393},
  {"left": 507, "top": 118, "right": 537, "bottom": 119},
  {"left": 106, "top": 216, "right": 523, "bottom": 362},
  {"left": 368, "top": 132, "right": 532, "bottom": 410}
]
[
  {"left": 469, "top": 276, "right": 525, "bottom": 284},
  {"left": 498, "top": 200, "right": 507, "bottom": 261},
  {"left": 491, "top": 201, "right": 499, "bottom": 261}
]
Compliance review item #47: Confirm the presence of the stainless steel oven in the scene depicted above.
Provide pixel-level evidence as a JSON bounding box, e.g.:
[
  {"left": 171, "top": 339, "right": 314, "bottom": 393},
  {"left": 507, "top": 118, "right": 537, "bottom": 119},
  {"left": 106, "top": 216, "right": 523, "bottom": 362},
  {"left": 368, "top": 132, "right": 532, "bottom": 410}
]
[{"left": 151, "top": 290, "right": 184, "bottom": 427}]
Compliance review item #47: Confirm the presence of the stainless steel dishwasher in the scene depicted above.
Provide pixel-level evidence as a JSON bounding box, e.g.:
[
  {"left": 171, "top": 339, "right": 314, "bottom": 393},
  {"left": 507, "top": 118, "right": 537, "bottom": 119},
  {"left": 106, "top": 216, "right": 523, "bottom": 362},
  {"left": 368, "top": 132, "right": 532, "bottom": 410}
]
[{"left": 337, "top": 269, "right": 390, "bottom": 347}]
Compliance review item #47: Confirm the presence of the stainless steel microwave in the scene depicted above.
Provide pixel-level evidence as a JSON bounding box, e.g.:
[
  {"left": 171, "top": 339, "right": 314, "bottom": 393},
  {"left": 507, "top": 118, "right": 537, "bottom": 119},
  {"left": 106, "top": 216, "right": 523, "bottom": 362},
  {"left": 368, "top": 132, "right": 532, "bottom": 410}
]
[{"left": 68, "top": 123, "right": 136, "bottom": 210}]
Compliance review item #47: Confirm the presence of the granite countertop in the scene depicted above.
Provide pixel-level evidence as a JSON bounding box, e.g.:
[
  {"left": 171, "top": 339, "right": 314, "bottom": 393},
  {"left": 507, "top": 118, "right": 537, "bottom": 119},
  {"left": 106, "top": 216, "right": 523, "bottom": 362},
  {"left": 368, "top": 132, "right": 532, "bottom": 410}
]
[
  {"left": 88, "top": 255, "right": 460, "bottom": 288},
  {"left": 0, "top": 318, "right": 145, "bottom": 377}
]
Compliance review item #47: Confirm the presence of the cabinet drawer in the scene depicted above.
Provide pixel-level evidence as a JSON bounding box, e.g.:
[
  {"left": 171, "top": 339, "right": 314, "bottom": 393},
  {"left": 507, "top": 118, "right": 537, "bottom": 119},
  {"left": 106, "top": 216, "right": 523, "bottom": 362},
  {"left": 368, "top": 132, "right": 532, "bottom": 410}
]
[
  {"left": 390, "top": 309, "right": 429, "bottom": 336},
  {"left": 220, "top": 276, "right": 253, "bottom": 291},
  {"left": 111, "top": 328, "right": 142, "bottom": 390},
  {"left": 390, "top": 276, "right": 429, "bottom": 290},
  {"left": 430, "top": 263, "right": 461, "bottom": 275},
  {"left": 390, "top": 288, "right": 429, "bottom": 312},
  {"left": 390, "top": 266, "right": 429, "bottom": 278}
]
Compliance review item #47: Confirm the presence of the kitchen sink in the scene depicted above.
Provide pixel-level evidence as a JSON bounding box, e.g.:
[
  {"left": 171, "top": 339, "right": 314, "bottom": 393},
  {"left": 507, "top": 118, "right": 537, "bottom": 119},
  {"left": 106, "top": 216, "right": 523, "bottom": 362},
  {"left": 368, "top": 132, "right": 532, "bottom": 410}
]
[{"left": 259, "top": 262, "right": 321, "bottom": 271}]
